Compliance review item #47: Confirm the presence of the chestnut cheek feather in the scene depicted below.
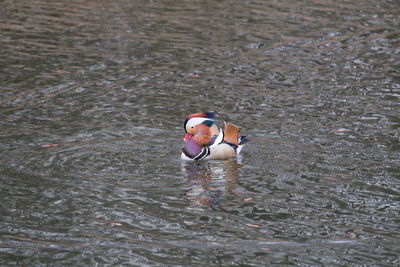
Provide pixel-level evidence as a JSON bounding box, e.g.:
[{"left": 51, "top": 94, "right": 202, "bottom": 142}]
[{"left": 193, "top": 125, "right": 211, "bottom": 145}]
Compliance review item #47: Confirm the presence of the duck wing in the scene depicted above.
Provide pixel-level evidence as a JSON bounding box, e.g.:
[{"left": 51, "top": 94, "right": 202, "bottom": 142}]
[{"left": 223, "top": 122, "right": 239, "bottom": 146}]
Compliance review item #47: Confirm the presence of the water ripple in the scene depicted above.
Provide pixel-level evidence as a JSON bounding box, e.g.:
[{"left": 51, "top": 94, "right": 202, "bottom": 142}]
[{"left": 1, "top": 0, "right": 399, "bottom": 265}]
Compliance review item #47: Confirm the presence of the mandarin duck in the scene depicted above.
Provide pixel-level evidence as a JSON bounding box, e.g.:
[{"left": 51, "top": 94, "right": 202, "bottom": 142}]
[{"left": 181, "top": 112, "right": 248, "bottom": 160}]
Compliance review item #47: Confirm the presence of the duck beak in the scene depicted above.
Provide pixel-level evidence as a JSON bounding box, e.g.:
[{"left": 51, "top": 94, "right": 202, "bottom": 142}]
[{"left": 183, "top": 133, "right": 192, "bottom": 142}]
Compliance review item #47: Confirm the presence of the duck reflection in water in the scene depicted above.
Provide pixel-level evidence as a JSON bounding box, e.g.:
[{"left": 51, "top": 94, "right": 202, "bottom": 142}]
[{"left": 181, "top": 157, "right": 243, "bottom": 208}]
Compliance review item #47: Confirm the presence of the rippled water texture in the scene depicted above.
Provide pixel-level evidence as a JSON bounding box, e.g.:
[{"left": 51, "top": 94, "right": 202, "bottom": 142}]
[{"left": 1, "top": 0, "right": 399, "bottom": 265}]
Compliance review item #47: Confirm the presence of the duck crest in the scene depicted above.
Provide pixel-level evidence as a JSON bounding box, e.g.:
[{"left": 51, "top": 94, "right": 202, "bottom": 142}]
[
  {"left": 181, "top": 112, "right": 248, "bottom": 161},
  {"left": 187, "top": 112, "right": 215, "bottom": 120}
]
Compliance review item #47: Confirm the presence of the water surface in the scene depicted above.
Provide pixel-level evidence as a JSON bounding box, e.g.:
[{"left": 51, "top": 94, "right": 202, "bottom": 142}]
[{"left": 1, "top": 0, "right": 399, "bottom": 265}]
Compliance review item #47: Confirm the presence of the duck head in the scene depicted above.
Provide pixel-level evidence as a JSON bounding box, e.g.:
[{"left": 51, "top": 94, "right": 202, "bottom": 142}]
[{"left": 183, "top": 112, "right": 216, "bottom": 146}]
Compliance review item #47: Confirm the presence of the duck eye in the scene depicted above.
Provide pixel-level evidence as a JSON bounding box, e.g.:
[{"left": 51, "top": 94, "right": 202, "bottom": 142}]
[{"left": 191, "top": 126, "right": 194, "bottom": 129}]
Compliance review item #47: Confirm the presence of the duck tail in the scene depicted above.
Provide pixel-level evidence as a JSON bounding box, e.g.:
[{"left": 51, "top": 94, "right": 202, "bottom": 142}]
[
  {"left": 238, "top": 136, "right": 248, "bottom": 145},
  {"left": 236, "top": 136, "right": 248, "bottom": 154}
]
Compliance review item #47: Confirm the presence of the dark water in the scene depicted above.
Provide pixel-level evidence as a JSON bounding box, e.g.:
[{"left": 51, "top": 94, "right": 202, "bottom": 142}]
[{"left": 1, "top": 0, "right": 399, "bottom": 265}]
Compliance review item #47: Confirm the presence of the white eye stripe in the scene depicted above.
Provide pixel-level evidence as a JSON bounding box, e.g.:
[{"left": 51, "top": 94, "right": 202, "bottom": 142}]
[{"left": 186, "top": 117, "right": 214, "bottom": 129}]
